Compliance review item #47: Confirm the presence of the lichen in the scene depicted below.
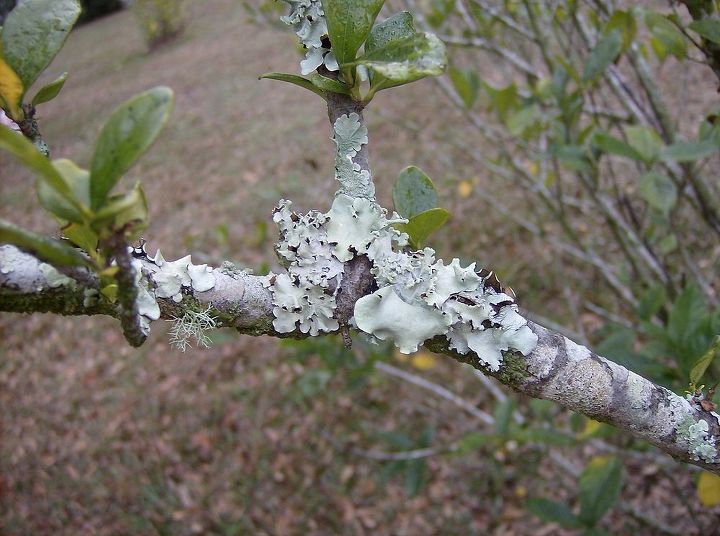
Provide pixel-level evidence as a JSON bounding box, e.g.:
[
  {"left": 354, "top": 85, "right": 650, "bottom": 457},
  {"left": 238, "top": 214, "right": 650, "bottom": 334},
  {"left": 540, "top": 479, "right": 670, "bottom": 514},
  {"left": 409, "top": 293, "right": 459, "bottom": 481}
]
[
  {"left": 332, "top": 114, "right": 374, "bottom": 199},
  {"left": 147, "top": 250, "right": 217, "bottom": 302},
  {"left": 281, "top": 0, "right": 338, "bottom": 75},
  {"left": 38, "top": 263, "right": 75, "bottom": 289},
  {"left": 676, "top": 416, "right": 718, "bottom": 463},
  {"left": 269, "top": 189, "right": 538, "bottom": 369},
  {"left": 168, "top": 307, "right": 217, "bottom": 352}
]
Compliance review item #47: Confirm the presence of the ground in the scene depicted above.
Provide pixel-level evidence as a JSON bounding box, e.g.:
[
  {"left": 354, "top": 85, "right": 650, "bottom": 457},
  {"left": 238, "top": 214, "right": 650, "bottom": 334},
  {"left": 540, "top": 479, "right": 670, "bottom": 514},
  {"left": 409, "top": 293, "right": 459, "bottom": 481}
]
[{"left": 1, "top": 1, "right": 719, "bottom": 534}]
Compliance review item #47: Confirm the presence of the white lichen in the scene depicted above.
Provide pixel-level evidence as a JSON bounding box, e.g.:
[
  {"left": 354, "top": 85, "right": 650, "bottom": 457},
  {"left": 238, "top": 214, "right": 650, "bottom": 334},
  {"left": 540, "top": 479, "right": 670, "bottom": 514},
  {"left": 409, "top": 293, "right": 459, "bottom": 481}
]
[
  {"left": 147, "top": 250, "right": 217, "bottom": 302},
  {"left": 269, "top": 189, "right": 538, "bottom": 370},
  {"left": 168, "top": 307, "right": 217, "bottom": 352},
  {"left": 38, "top": 263, "right": 75, "bottom": 289},
  {"left": 676, "top": 416, "right": 718, "bottom": 463},
  {"left": 281, "top": 0, "right": 338, "bottom": 75},
  {"left": 332, "top": 114, "right": 374, "bottom": 199}
]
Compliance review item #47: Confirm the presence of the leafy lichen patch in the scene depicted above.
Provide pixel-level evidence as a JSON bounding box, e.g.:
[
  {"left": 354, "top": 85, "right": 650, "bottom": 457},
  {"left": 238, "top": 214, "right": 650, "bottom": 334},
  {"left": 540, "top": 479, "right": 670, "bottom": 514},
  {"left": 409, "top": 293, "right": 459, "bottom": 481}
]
[{"left": 676, "top": 415, "right": 718, "bottom": 463}]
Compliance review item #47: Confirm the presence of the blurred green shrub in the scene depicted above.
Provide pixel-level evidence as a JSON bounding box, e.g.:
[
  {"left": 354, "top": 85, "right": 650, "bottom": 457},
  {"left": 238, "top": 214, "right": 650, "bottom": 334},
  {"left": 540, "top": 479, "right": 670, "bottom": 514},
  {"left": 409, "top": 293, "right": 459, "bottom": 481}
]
[
  {"left": 78, "top": 0, "right": 125, "bottom": 24},
  {"left": 132, "top": 0, "right": 187, "bottom": 49}
]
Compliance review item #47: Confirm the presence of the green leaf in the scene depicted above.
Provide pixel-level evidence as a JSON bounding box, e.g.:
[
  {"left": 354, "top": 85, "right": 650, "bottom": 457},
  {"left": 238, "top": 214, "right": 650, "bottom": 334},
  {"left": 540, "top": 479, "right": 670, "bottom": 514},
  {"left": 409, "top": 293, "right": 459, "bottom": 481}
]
[
  {"left": 583, "top": 30, "right": 623, "bottom": 83},
  {"left": 260, "top": 72, "right": 327, "bottom": 99},
  {"left": 624, "top": 125, "right": 663, "bottom": 164},
  {"left": 484, "top": 82, "right": 519, "bottom": 121},
  {"left": 592, "top": 131, "right": 644, "bottom": 161},
  {"left": 689, "top": 336, "right": 720, "bottom": 386},
  {"left": 358, "top": 11, "right": 446, "bottom": 91},
  {"left": 506, "top": 104, "right": 538, "bottom": 136},
  {"left": 578, "top": 456, "right": 623, "bottom": 526},
  {"left": 398, "top": 207, "right": 450, "bottom": 249},
  {"left": 448, "top": 65, "right": 480, "bottom": 109},
  {"left": 525, "top": 497, "right": 583, "bottom": 529},
  {"left": 0, "top": 126, "right": 86, "bottom": 217},
  {"left": 493, "top": 398, "right": 515, "bottom": 436},
  {"left": 92, "top": 182, "right": 148, "bottom": 240},
  {"left": 308, "top": 73, "right": 350, "bottom": 95},
  {"left": 554, "top": 145, "right": 593, "bottom": 172},
  {"left": 639, "top": 172, "right": 676, "bottom": 215},
  {"left": 660, "top": 140, "right": 719, "bottom": 162},
  {"left": 645, "top": 11, "right": 687, "bottom": 61},
  {"left": 688, "top": 19, "right": 720, "bottom": 45},
  {"left": 37, "top": 159, "right": 91, "bottom": 222},
  {"left": 63, "top": 223, "right": 98, "bottom": 254},
  {"left": 1, "top": 0, "right": 80, "bottom": 90},
  {"left": 604, "top": 10, "right": 636, "bottom": 51},
  {"left": 321, "top": 0, "right": 385, "bottom": 66},
  {"left": 392, "top": 165, "right": 439, "bottom": 218},
  {"left": 31, "top": 71, "right": 68, "bottom": 106},
  {"left": 90, "top": 86, "right": 173, "bottom": 210},
  {"left": 0, "top": 218, "right": 90, "bottom": 267},
  {"left": 636, "top": 285, "right": 666, "bottom": 321}
]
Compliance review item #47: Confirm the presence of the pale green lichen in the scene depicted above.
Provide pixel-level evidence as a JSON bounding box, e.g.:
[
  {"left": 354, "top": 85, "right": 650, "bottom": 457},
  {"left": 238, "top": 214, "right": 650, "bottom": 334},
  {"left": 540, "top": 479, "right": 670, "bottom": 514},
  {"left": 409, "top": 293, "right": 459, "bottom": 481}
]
[
  {"left": 281, "top": 0, "right": 338, "bottom": 75},
  {"left": 333, "top": 113, "right": 374, "bottom": 199},
  {"left": 270, "top": 190, "right": 538, "bottom": 370},
  {"left": 676, "top": 416, "right": 718, "bottom": 463},
  {"left": 148, "top": 250, "right": 217, "bottom": 302},
  {"left": 38, "top": 263, "right": 76, "bottom": 289},
  {"left": 168, "top": 307, "right": 217, "bottom": 352}
]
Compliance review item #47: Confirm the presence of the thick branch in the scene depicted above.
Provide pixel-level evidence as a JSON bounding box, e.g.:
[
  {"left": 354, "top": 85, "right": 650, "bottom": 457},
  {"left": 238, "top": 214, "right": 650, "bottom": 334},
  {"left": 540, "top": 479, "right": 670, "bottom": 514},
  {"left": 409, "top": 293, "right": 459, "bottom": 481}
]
[{"left": 2, "top": 242, "right": 719, "bottom": 474}]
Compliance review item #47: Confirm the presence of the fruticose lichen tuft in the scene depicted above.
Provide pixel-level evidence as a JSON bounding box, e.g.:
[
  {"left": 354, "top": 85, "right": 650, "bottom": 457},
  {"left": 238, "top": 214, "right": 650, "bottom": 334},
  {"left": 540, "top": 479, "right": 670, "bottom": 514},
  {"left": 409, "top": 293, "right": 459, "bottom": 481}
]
[
  {"left": 676, "top": 416, "right": 718, "bottom": 463},
  {"left": 281, "top": 0, "right": 338, "bottom": 75},
  {"left": 168, "top": 307, "right": 217, "bottom": 352}
]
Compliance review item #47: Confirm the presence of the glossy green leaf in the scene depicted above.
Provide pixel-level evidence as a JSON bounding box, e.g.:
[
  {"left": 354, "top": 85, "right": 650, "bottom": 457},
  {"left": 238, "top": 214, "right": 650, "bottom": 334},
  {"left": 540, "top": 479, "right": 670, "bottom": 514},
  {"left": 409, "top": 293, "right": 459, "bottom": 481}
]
[
  {"left": 90, "top": 86, "right": 173, "bottom": 210},
  {"left": 398, "top": 207, "right": 450, "bottom": 248},
  {"left": 0, "top": 126, "right": 86, "bottom": 216},
  {"left": 37, "top": 159, "right": 91, "bottom": 222},
  {"left": 31, "top": 71, "right": 68, "bottom": 106},
  {"left": 308, "top": 73, "right": 350, "bottom": 95},
  {"left": 260, "top": 72, "right": 327, "bottom": 99},
  {"left": 358, "top": 12, "right": 446, "bottom": 90},
  {"left": 525, "top": 497, "right": 583, "bottom": 529},
  {"left": 448, "top": 65, "right": 480, "bottom": 109},
  {"left": 624, "top": 125, "right": 663, "bottom": 164},
  {"left": 392, "top": 165, "right": 438, "bottom": 219},
  {"left": 583, "top": 30, "right": 623, "bottom": 83},
  {"left": 592, "top": 131, "right": 644, "bottom": 161},
  {"left": 321, "top": 0, "right": 385, "bottom": 66},
  {"left": 506, "top": 104, "right": 538, "bottom": 136},
  {"left": 639, "top": 171, "right": 676, "bottom": 215},
  {"left": 689, "top": 336, "right": 720, "bottom": 386},
  {"left": 2, "top": 0, "right": 80, "bottom": 89},
  {"left": 688, "top": 19, "right": 720, "bottom": 45},
  {"left": 578, "top": 456, "right": 623, "bottom": 526},
  {"left": 660, "top": 140, "right": 719, "bottom": 162},
  {"left": 485, "top": 82, "right": 519, "bottom": 121},
  {"left": 0, "top": 218, "right": 90, "bottom": 267}
]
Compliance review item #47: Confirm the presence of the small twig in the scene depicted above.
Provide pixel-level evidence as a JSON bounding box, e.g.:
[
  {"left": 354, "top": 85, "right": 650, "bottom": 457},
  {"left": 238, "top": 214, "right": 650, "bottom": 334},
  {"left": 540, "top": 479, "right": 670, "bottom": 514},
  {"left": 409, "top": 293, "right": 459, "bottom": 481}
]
[{"left": 374, "top": 361, "right": 494, "bottom": 425}]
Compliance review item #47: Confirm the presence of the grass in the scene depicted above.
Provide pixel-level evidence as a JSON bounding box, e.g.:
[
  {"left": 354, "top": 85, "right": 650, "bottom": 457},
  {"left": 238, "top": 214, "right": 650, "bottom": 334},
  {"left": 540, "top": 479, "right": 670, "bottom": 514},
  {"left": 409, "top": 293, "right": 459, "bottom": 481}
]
[{"left": 1, "top": 1, "right": 719, "bottom": 534}]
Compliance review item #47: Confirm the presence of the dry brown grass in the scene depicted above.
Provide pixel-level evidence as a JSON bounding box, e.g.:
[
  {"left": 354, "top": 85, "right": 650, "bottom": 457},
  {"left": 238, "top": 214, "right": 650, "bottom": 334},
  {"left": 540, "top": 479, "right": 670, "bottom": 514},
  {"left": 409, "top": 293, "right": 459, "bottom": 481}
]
[{"left": 1, "top": 1, "right": 719, "bottom": 534}]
